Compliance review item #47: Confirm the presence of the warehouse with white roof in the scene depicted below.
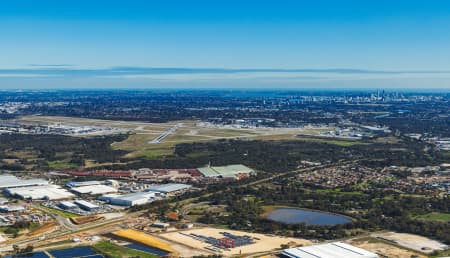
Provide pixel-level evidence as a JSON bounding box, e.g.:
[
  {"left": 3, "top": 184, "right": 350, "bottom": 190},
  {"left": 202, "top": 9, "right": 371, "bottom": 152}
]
[
  {"left": 197, "top": 164, "right": 254, "bottom": 179},
  {"left": 282, "top": 242, "right": 378, "bottom": 258},
  {"left": 5, "top": 185, "right": 75, "bottom": 200},
  {"left": 0, "top": 205, "right": 26, "bottom": 213},
  {"left": 74, "top": 200, "right": 99, "bottom": 211},
  {"left": 65, "top": 181, "right": 103, "bottom": 188},
  {"left": 0, "top": 174, "right": 48, "bottom": 189},
  {"left": 70, "top": 185, "right": 118, "bottom": 195},
  {"left": 147, "top": 183, "right": 192, "bottom": 194},
  {"left": 59, "top": 201, "right": 78, "bottom": 210},
  {"left": 99, "top": 191, "right": 157, "bottom": 207}
]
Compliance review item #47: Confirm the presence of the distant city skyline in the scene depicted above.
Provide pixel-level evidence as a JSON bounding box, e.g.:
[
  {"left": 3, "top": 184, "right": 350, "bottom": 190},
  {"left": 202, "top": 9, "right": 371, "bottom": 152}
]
[{"left": 1, "top": 0, "right": 450, "bottom": 89}]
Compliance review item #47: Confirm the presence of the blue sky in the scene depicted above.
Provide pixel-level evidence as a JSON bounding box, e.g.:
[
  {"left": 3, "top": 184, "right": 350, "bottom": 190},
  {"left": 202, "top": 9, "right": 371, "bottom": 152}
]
[{"left": 1, "top": 0, "right": 450, "bottom": 89}]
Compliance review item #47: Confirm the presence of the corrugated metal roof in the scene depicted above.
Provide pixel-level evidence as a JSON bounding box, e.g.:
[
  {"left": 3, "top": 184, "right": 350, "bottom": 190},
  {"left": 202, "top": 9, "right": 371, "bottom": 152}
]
[
  {"left": 0, "top": 205, "right": 25, "bottom": 212},
  {"left": 59, "top": 201, "right": 77, "bottom": 208},
  {"left": 147, "top": 183, "right": 191, "bottom": 193},
  {"left": 5, "top": 185, "right": 74, "bottom": 200},
  {"left": 66, "top": 181, "right": 102, "bottom": 187},
  {"left": 197, "top": 167, "right": 220, "bottom": 177},
  {"left": 282, "top": 242, "right": 378, "bottom": 258},
  {"left": 71, "top": 185, "right": 118, "bottom": 195},
  {"left": 74, "top": 200, "right": 99, "bottom": 209},
  {"left": 197, "top": 165, "right": 253, "bottom": 178},
  {"left": 107, "top": 191, "right": 156, "bottom": 202}
]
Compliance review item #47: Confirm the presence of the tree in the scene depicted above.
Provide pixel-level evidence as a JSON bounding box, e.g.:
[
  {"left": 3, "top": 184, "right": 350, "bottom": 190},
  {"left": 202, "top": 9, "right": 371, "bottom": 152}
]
[{"left": 22, "top": 245, "right": 34, "bottom": 254}]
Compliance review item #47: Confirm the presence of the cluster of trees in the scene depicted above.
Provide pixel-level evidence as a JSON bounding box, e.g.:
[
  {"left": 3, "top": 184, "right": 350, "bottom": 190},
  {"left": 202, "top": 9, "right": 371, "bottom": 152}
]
[
  {"left": 171, "top": 137, "right": 446, "bottom": 172},
  {"left": 0, "top": 133, "right": 127, "bottom": 171},
  {"left": 1, "top": 129, "right": 446, "bottom": 176},
  {"left": 1, "top": 221, "right": 36, "bottom": 238},
  {"left": 197, "top": 181, "right": 450, "bottom": 243},
  {"left": 11, "top": 245, "right": 34, "bottom": 256}
]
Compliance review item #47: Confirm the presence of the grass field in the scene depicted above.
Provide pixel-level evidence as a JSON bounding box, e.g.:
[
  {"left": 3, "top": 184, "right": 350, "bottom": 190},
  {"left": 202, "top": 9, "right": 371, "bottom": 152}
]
[
  {"left": 111, "top": 122, "right": 345, "bottom": 157},
  {"left": 47, "top": 160, "right": 79, "bottom": 170},
  {"left": 296, "top": 136, "right": 369, "bottom": 146},
  {"left": 441, "top": 151, "right": 450, "bottom": 158},
  {"left": 93, "top": 240, "right": 158, "bottom": 258},
  {"left": 430, "top": 249, "right": 450, "bottom": 258},
  {"left": 414, "top": 212, "right": 450, "bottom": 222},
  {"left": 40, "top": 205, "right": 78, "bottom": 218}
]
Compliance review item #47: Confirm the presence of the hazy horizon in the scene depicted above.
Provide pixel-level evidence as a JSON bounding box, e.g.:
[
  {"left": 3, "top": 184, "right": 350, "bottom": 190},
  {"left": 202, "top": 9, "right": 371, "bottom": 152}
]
[{"left": 2, "top": 1, "right": 450, "bottom": 89}]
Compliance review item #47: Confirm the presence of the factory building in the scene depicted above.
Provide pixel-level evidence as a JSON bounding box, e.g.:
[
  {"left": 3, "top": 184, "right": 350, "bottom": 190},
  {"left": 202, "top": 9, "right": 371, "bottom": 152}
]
[
  {"left": 99, "top": 191, "right": 157, "bottom": 207},
  {"left": 151, "top": 222, "right": 170, "bottom": 228},
  {"left": 146, "top": 183, "right": 192, "bottom": 194},
  {"left": 0, "top": 205, "right": 26, "bottom": 213},
  {"left": 5, "top": 185, "right": 75, "bottom": 200},
  {"left": 0, "top": 174, "right": 48, "bottom": 189},
  {"left": 74, "top": 200, "right": 99, "bottom": 211},
  {"left": 58, "top": 201, "right": 78, "bottom": 210},
  {"left": 70, "top": 185, "right": 118, "bottom": 195},
  {"left": 197, "top": 164, "right": 254, "bottom": 179},
  {"left": 282, "top": 242, "right": 378, "bottom": 258},
  {"left": 65, "top": 180, "right": 103, "bottom": 188}
]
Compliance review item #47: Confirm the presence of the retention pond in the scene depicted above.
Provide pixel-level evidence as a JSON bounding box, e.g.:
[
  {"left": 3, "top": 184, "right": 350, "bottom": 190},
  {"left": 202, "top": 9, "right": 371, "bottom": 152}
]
[{"left": 266, "top": 208, "right": 351, "bottom": 225}]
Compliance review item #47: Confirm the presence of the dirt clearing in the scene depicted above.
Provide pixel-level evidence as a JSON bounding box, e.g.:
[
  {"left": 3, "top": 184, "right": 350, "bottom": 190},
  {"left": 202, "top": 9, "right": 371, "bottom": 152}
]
[{"left": 159, "top": 227, "right": 311, "bottom": 257}]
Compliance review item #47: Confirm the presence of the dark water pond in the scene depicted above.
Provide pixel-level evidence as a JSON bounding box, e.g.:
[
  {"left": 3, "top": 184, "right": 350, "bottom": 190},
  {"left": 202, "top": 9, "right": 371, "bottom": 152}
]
[
  {"left": 125, "top": 243, "right": 169, "bottom": 256},
  {"left": 5, "top": 252, "right": 50, "bottom": 258},
  {"left": 266, "top": 208, "right": 351, "bottom": 225},
  {"left": 48, "top": 246, "right": 102, "bottom": 258}
]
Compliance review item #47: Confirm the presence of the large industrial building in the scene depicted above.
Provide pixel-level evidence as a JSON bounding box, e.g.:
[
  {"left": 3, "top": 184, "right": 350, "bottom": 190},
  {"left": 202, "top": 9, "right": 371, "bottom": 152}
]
[
  {"left": 0, "top": 174, "right": 48, "bottom": 189},
  {"left": 282, "top": 242, "right": 378, "bottom": 258},
  {"left": 99, "top": 191, "right": 157, "bottom": 207},
  {"left": 197, "top": 164, "right": 254, "bottom": 179},
  {"left": 99, "top": 183, "right": 192, "bottom": 207},
  {"left": 146, "top": 183, "right": 192, "bottom": 194},
  {"left": 70, "top": 184, "right": 118, "bottom": 195},
  {"left": 58, "top": 201, "right": 78, "bottom": 210},
  {"left": 0, "top": 205, "right": 25, "bottom": 213},
  {"left": 74, "top": 200, "right": 99, "bottom": 211},
  {"left": 5, "top": 185, "right": 75, "bottom": 200},
  {"left": 65, "top": 180, "right": 103, "bottom": 188}
]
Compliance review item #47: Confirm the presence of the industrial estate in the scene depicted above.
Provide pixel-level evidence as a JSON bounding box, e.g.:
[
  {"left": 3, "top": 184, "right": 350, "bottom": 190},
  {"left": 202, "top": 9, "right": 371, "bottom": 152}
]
[
  {"left": 4, "top": 0, "right": 450, "bottom": 256},
  {"left": 0, "top": 90, "right": 449, "bottom": 258}
]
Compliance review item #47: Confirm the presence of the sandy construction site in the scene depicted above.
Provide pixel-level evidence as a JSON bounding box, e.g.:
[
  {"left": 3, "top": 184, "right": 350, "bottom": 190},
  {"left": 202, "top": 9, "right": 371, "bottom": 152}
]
[
  {"left": 159, "top": 227, "right": 311, "bottom": 256},
  {"left": 372, "top": 232, "right": 448, "bottom": 254},
  {"left": 349, "top": 238, "right": 428, "bottom": 258}
]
